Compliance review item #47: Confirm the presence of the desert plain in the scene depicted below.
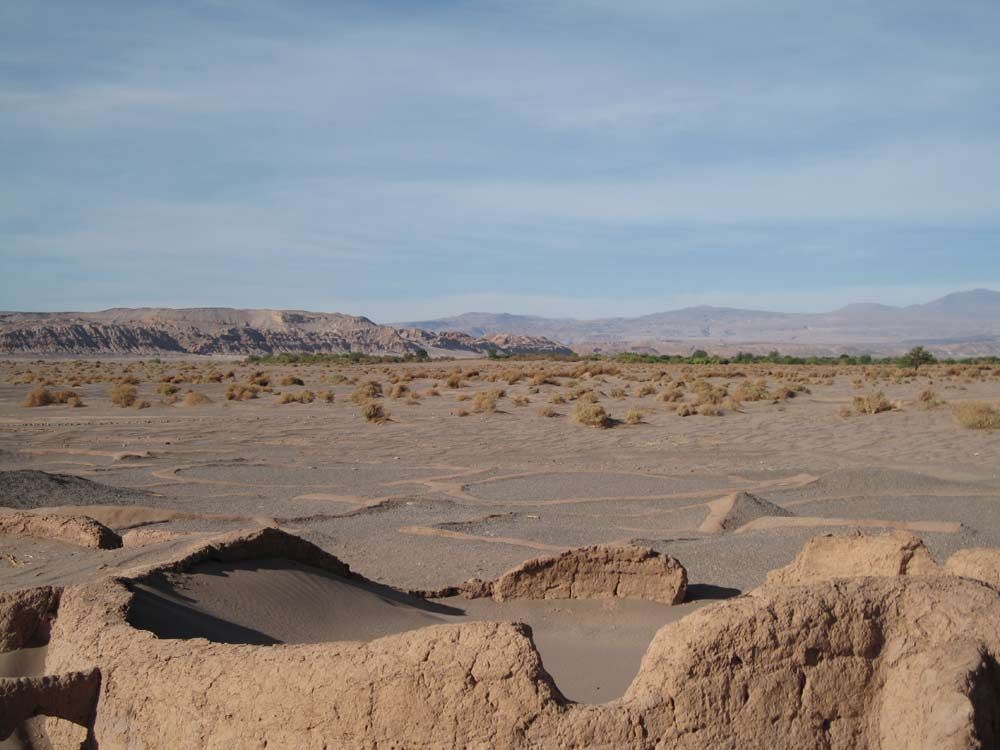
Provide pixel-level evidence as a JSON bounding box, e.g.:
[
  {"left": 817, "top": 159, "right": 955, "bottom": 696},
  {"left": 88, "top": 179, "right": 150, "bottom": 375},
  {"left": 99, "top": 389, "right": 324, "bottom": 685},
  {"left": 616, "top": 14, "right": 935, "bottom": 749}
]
[{"left": 1, "top": 356, "right": 1000, "bottom": 748}]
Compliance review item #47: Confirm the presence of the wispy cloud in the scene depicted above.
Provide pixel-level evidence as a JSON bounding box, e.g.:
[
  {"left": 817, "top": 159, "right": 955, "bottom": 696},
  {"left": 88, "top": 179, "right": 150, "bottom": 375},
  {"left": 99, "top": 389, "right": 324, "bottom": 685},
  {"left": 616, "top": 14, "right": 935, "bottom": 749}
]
[{"left": 1, "top": 0, "right": 998, "bottom": 317}]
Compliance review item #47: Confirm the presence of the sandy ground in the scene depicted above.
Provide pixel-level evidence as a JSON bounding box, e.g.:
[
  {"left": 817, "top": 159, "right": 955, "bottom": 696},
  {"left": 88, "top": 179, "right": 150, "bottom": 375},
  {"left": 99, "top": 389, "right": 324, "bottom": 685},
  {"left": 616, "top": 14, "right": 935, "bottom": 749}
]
[{"left": 1, "top": 358, "right": 998, "bottom": 702}]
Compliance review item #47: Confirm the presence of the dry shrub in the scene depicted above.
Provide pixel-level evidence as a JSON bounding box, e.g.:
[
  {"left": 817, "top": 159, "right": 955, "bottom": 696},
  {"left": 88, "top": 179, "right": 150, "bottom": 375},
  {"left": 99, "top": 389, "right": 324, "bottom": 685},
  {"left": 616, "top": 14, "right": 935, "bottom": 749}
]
[
  {"left": 390, "top": 383, "right": 409, "bottom": 399},
  {"left": 351, "top": 380, "right": 383, "bottom": 404},
  {"left": 183, "top": 391, "right": 213, "bottom": 406},
  {"left": 20, "top": 387, "right": 80, "bottom": 407},
  {"left": 915, "top": 388, "right": 945, "bottom": 410},
  {"left": 225, "top": 383, "right": 259, "bottom": 401},
  {"left": 853, "top": 391, "right": 895, "bottom": 415},
  {"left": 676, "top": 403, "right": 696, "bottom": 417},
  {"left": 511, "top": 394, "right": 530, "bottom": 407},
  {"left": 722, "top": 398, "right": 743, "bottom": 412},
  {"left": 548, "top": 393, "right": 567, "bottom": 405},
  {"left": 690, "top": 379, "right": 727, "bottom": 405},
  {"left": 446, "top": 372, "right": 464, "bottom": 389},
  {"left": 472, "top": 388, "right": 504, "bottom": 413},
  {"left": 362, "top": 401, "right": 388, "bottom": 423},
  {"left": 573, "top": 401, "right": 612, "bottom": 428},
  {"left": 636, "top": 384, "right": 657, "bottom": 397},
  {"left": 952, "top": 402, "right": 1000, "bottom": 430},
  {"left": 135, "top": 399, "right": 152, "bottom": 409},
  {"left": 624, "top": 408, "right": 643, "bottom": 425},
  {"left": 156, "top": 383, "right": 180, "bottom": 396},
  {"left": 250, "top": 373, "right": 271, "bottom": 387},
  {"left": 609, "top": 387, "right": 627, "bottom": 399},
  {"left": 660, "top": 386, "right": 685, "bottom": 403},
  {"left": 773, "top": 384, "right": 809, "bottom": 400},
  {"left": 733, "top": 379, "right": 771, "bottom": 402},
  {"left": 537, "top": 406, "right": 559, "bottom": 417},
  {"left": 317, "top": 390, "right": 335, "bottom": 403},
  {"left": 455, "top": 407, "right": 470, "bottom": 417},
  {"left": 697, "top": 403, "right": 723, "bottom": 417},
  {"left": 21, "top": 387, "right": 53, "bottom": 407},
  {"left": 109, "top": 383, "right": 138, "bottom": 408},
  {"left": 279, "top": 375, "right": 305, "bottom": 387}
]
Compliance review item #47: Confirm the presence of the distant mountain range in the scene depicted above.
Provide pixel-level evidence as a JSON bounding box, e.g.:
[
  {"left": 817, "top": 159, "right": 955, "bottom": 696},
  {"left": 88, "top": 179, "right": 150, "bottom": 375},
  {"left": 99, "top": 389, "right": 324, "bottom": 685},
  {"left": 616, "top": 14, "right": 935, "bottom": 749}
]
[
  {"left": 0, "top": 308, "right": 572, "bottom": 357},
  {"left": 2, "top": 290, "right": 998, "bottom": 358},
  {"left": 398, "top": 289, "right": 1000, "bottom": 357}
]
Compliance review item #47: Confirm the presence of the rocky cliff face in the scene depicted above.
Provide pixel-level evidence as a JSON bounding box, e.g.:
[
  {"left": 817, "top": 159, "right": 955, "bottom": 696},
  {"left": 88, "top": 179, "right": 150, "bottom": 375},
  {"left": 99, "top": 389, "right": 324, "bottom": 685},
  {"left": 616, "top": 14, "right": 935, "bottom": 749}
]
[{"left": 0, "top": 308, "right": 573, "bottom": 357}]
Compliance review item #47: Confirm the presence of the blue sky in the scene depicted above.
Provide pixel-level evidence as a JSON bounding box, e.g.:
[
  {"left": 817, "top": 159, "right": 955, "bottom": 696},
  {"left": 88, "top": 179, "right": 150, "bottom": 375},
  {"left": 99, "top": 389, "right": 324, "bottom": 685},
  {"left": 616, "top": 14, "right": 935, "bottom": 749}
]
[{"left": 2, "top": 0, "right": 999, "bottom": 320}]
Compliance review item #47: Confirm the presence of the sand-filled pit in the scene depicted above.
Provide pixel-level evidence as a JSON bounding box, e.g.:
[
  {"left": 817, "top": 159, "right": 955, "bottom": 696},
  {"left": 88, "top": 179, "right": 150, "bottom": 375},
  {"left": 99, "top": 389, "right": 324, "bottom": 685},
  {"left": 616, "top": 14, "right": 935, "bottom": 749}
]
[{"left": 128, "top": 556, "right": 709, "bottom": 702}]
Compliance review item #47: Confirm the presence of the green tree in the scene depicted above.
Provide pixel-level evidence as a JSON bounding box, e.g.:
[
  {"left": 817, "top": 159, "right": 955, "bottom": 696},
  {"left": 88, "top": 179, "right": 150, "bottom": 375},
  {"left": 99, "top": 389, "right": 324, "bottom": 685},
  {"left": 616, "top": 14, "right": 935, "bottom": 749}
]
[{"left": 900, "top": 346, "right": 936, "bottom": 369}]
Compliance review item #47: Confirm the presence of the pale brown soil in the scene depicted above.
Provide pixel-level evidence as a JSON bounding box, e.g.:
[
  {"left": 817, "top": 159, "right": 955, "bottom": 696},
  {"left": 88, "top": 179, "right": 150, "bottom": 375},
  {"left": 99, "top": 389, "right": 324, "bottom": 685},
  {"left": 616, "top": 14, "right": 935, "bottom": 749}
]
[{"left": 1, "top": 358, "right": 999, "bottom": 709}]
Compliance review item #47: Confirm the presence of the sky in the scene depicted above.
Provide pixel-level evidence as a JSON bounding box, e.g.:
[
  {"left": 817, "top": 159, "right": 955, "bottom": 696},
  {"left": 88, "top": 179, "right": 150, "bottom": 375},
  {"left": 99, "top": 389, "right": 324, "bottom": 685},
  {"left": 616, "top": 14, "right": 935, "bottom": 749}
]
[{"left": 2, "top": 0, "right": 999, "bottom": 321}]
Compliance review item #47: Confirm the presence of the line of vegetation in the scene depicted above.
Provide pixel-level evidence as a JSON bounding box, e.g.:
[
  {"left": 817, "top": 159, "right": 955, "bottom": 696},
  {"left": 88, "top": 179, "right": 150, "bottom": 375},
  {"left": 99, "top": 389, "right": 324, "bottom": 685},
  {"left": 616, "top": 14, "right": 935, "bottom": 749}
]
[
  {"left": 247, "top": 345, "right": 998, "bottom": 368},
  {"left": 245, "top": 350, "right": 431, "bottom": 365},
  {"left": 491, "top": 346, "right": 998, "bottom": 367}
]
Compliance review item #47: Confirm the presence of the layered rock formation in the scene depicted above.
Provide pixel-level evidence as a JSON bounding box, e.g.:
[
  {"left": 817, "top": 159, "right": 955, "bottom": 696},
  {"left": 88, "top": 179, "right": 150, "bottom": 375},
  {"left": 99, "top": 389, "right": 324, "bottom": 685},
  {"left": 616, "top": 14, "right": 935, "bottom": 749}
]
[{"left": 0, "top": 308, "right": 573, "bottom": 357}]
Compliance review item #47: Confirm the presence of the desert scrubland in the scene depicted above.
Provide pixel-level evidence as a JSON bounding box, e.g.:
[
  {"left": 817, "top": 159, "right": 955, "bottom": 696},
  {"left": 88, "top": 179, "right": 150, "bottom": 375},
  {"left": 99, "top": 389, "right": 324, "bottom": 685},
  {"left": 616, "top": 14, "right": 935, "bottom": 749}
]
[{"left": 1, "top": 356, "right": 1000, "bottom": 747}]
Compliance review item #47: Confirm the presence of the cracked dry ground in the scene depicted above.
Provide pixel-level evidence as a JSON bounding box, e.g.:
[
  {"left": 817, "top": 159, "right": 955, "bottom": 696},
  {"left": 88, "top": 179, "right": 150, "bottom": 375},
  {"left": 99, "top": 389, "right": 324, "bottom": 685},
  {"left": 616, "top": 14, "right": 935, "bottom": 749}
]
[{"left": 1, "top": 358, "right": 999, "bottom": 746}]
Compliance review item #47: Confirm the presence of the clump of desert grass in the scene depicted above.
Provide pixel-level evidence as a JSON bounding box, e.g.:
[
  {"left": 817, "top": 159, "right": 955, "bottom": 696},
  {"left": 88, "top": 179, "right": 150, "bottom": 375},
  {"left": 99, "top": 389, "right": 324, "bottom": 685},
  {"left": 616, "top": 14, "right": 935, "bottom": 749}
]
[
  {"left": 636, "top": 384, "right": 657, "bottom": 397},
  {"left": 446, "top": 372, "right": 464, "bottom": 389},
  {"left": 697, "top": 403, "right": 723, "bottom": 417},
  {"left": 690, "top": 379, "right": 727, "bottom": 405},
  {"left": 733, "top": 378, "right": 771, "bottom": 402},
  {"left": 278, "top": 390, "right": 315, "bottom": 404},
  {"left": 572, "top": 401, "right": 612, "bottom": 428},
  {"left": 389, "top": 383, "right": 409, "bottom": 399},
  {"left": 156, "top": 383, "right": 180, "bottom": 396},
  {"left": 454, "top": 407, "right": 470, "bottom": 417},
  {"left": 182, "top": 391, "right": 213, "bottom": 406},
  {"left": 659, "top": 385, "right": 685, "bottom": 403},
  {"left": 225, "top": 383, "right": 260, "bottom": 401},
  {"left": 537, "top": 406, "right": 559, "bottom": 417},
  {"left": 21, "top": 387, "right": 83, "bottom": 408},
  {"left": 511, "top": 394, "right": 530, "bottom": 407},
  {"left": 109, "top": 383, "right": 138, "bottom": 408},
  {"left": 317, "top": 390, "right": 335, "bottom": 403},
  {"left": 609, "top": 387, "right": 627, "bottom": 399},
  {"left": 853, "top": 391, "right": 897, "bottom": 415},
  {"left": 952, "top": 402, "right": 1000, "bottom": 430},
  {"left": 351, "top": 380, "right": 383, "bottom": 404},
  {"left": 722, "top": 397, "right": 743, "bottom": 412},
  {"left": 915, "top": 388, "right": 945, "bottom": 410},
  {"left": 279, "top": 375, "right": 305, "bottom": 387},
  {"left": 675, "top": 403, "right": 696, "bottom": 417},
  {"left": 472, "top": 388, "right": 505, "bottom": 413},
  {"left": 624, "top": 408, "right": 643, "bottom": 425},
  {"left": 361, "top": 401, "right": 389, "bottom": 423},
  {"left": 548, "top": 393, "right": 567, "bottom": 404}
]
